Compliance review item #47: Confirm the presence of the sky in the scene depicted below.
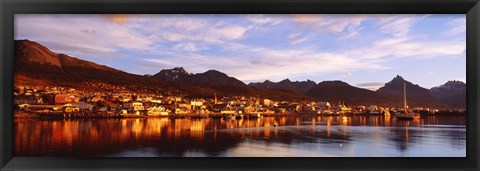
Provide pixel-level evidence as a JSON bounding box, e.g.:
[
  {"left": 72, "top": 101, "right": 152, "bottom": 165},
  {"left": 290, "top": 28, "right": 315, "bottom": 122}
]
[{"left": 14, "top": 14, "right": 466, "bottom": 90}]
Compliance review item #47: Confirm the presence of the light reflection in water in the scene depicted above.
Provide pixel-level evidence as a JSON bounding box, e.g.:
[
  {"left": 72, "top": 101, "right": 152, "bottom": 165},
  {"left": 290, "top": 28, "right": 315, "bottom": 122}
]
[{"left": 14, "top": 115, "right": 466, "bottom": 157}]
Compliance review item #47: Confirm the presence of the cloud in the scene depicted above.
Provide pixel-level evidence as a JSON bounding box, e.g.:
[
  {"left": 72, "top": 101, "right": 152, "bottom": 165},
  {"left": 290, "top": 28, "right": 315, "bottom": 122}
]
[
  {"left": 38, "top": 41, "right": 127, "bottom": 58},
  {"left": 250, "top": 17, "right": 272, "bottom": 24},
  {"left": 136, "top": 16, "right": 250, "bottom": 44},
  {"left": 345, "top": 36, "right": 465, "bottom": 60},
  {"left": 173, "top": 42, "right": 208, "bottom": 52},
  {"left": 251, "top": 60, "right": 273, "bottom": 66},
  {"left": 15, "top": 14, "right": 153, "bottom": 53},
  {"left": 340, "top": 72, "right": 353, "bottom": 78},
  {"left": 445, "top": 18, "right": 466, "bottom": 36},
  {"left": 80, "top": 29, "right": 96, "bottom": 35},
  {"left": 356, "top": 82, "right": 385, "bottom": 91},
  {"left": 162, "top": 33, "right": 186, "bottom": 42},
  {"left": 140, "top": 55, "right": 237, "bottom": 78},
  {"left": 141, "top": 24, "right": 465, "bottom": 82},
  {"left": 377, "top": 14, "right": 429, "bottom": 37},
  {"left": 142, "top": 41, "right": 387, "bottom": 82},
  {"left": 290, "top": 37, "right": 308, "bottom": 45},
  {"left": 210, "top": 26, "right": 248, "bottom": 40},
  {"left": 142, "top": 58, "right": 177, "bottom": 66},
  {"left": 293, "top": 14, "right": 315, "bottom": 24},
  {"left": 16, "top": 14, "right": 246, "bottom": 56},
  {"left": 248, "top": 14, "right": 281, "bottom": 25},
  {"left": 105, "top": 14, "right": 144, "bottom": 24},
  {"left": 356, "top": 82, "right": 385, "bottom": 87},
  {"left": 288, "top": 32, "right": 301, "bottom": 39},
  {"left": 339, "top": 25, "right": 362, "bottom": 39},
  {"left": 292, "top": 14, "right": 367, "bottom": 40}
]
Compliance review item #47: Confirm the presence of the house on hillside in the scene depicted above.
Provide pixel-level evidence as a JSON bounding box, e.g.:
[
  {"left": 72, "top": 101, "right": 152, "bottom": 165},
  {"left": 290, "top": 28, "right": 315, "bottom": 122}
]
[{"left": 54, "top": 95, "right": 67, "bottom": 104}]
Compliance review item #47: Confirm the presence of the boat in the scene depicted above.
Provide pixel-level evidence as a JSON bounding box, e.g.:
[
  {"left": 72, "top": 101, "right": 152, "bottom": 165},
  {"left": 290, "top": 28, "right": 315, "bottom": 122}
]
[
  {"left": 393, "top": 112, "right": 414, "bottom": 120},
  {"left": 190, "top": 114, "right": 207, "bottom": 119},
  {"left": 168, "top": 114, "right": 186, "bottom": 119},
  {"left": 302, "top": 110, "right": 321, "bottom": 115},
  {"left": 368, "top": 110, "right": 382, "bottom": 115},
  {"left": 234, "top": 114, "right": 243, "bottom": 120},
  {"left": 244, "top": 112, "right": 261, "bottom": 119},
  {"left": 222, "top": 114, "right": 235, "bottom": 120},
  {"left": 210, "top": 114, "right": 223, "bottom": 119},
  {"left": 322, "top": 110, "right": 334, "bottom": 115},
  {"left": 393, "top": 81, "right": 419, "bottom": 120}
]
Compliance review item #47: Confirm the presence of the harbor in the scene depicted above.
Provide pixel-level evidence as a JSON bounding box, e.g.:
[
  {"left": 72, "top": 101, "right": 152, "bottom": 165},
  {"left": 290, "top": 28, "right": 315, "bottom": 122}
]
[{"left": 16, "top": 81, "right": 466, "bottom": 121}]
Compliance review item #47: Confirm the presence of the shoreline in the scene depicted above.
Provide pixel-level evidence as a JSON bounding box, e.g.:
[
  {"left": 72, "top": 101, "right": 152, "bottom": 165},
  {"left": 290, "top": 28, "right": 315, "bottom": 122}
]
[{"left": 14, "top": 111, "right": 467, "bottom": 119}]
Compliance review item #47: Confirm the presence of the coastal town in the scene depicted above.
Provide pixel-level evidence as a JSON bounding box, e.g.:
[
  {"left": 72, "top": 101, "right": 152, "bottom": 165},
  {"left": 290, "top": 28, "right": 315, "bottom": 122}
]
[{"left": 14, "top": 85, "right": 465, "bottom": 119}]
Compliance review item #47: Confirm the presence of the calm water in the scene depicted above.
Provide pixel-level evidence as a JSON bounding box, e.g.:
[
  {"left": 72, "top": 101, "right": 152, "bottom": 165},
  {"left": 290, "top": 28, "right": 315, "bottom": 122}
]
[{"left": 14, "top": 115, "right": 466, "bottom": 157}]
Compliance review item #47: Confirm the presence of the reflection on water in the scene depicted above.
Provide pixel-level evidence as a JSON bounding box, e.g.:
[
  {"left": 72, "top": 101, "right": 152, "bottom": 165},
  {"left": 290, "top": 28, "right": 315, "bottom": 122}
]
[{"left": 14, "top": 115, "right": 466, "bottom": 157}]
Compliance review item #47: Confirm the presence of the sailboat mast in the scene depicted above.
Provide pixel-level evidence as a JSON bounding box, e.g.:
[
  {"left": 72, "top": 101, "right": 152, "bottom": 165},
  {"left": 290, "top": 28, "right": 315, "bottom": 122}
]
[{"left": 403, "top": 81, "right": 407, "bottom": 113}]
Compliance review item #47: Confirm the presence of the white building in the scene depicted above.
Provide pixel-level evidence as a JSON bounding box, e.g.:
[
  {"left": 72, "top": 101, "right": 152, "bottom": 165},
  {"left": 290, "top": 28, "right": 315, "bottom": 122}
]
[
  {"left": 148, "top": 106, "right": 169, "bottom": 116},
  {"left": 66, "top": 102, "right": 94, "bottom": 111},
  {"left": 123, "top": 102, "right": 144, "bottom": 111}
]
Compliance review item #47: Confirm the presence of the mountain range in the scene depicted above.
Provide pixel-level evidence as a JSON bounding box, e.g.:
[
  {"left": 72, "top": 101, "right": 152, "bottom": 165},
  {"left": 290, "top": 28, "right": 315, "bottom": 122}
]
[
  {"left": 430, "top": 80, "right": 466, "bottom": 108},
  {"left": 14, "top": 39, "right": 466, "bottom": 109},
  {"left": 153, "top": 67, "right": 246, "bottom": 87},
  {"left": 251, "top": 75, "right": 464, "bottom": 109},
  {"left": 14, "top": 39, "right": 305, "bottom": 100},
  {"left": 249, "top": 79, "right": 316, "bottom": 94}
]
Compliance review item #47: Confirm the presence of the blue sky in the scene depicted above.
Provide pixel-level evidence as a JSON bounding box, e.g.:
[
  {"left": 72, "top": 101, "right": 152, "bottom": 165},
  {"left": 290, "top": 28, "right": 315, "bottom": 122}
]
[{"left": 14, "top": 14, "right": 466, "bottom": 90}]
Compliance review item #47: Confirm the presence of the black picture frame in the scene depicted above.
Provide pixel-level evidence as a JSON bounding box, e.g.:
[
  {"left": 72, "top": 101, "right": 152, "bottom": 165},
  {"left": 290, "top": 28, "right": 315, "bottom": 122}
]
[{"left": 1, "top": 0, "right": 479, "bottom": 170}]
